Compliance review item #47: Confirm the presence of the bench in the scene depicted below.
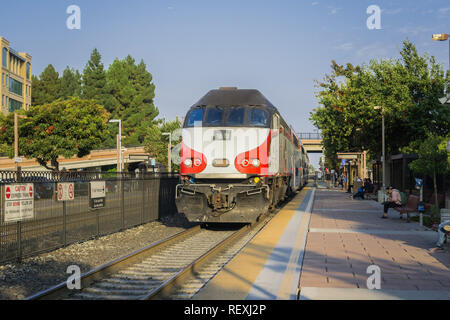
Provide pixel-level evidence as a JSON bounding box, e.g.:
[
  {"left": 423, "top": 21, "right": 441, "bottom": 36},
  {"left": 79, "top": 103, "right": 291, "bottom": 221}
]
[
  {"left": 394, "top": 195, "right": 419, "bottom": 222},
  {"left": 364, "top": 184, "right": 379, "bottom": 199}
]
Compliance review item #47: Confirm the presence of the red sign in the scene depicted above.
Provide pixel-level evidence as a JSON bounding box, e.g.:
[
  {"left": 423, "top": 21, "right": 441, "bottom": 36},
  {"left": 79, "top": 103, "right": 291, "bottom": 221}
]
[
  {"left": 57, "top": 184, "right": 63, "bottom": 200},
  {"left": 6, "top": 187, "right": 11, "bottom": 199},
  {"left": 29, "top": 185, "right": 33, "bottom": 198},
  {"left": 68, "top": 184, "right": 74, "bottom": 199}
]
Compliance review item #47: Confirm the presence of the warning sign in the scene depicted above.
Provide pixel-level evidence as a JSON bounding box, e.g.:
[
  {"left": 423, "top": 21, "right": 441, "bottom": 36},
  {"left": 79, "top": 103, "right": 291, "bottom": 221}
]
[
  {"left": 57, "top": 183, "right": 75, "bottom": 201},
  {"left": 4, "top": 183, "right": 34, "bottom": 222}
]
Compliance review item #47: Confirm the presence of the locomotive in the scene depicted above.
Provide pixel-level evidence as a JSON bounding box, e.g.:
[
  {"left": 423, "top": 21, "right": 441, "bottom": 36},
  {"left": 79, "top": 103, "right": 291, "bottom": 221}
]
[{"left": 175, "top": 87, "right": 309, "bottom": 223}]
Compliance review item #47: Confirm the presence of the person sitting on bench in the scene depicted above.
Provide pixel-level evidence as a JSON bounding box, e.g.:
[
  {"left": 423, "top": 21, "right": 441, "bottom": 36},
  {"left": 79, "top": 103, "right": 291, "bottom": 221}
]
[
  {"left": 352, "top": 186, "right": 365, "bottom": 200},
  {"left": 432, "top": 220, "right": 450, "bottom": 251},
  {"left": 382, "top": 186, "right": 402, "bottom": 219}
]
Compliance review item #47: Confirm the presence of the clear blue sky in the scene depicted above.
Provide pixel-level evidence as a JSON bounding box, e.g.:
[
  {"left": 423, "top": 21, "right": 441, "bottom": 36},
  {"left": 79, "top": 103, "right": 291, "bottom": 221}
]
[{"left": 1, "top": 0, "right": 449, "bottom": 168}]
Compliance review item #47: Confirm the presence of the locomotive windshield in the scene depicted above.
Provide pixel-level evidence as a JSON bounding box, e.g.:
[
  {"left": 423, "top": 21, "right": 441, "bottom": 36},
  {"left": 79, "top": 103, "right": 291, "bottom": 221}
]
[{"left": 184, "top": 106, "right": 270, "bottom": 127}]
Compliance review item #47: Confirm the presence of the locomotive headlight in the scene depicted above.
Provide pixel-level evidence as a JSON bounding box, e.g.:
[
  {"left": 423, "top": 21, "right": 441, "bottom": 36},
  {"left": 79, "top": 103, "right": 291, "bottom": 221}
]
[
  {"left": 184, "top": 158, "right": 193, "bottom": 167},
  {"left": 194, "top": 158, "right": 202, "bottom": 167},
  {"left": 251, "top": 159, "right": 260, "bottom": 168},
  {"left": 241, "top": 159, "right": 249, "bottom": 167}
]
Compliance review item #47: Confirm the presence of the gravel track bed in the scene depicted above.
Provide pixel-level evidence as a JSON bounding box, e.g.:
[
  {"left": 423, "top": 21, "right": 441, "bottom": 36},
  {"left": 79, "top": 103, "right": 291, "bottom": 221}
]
[{"left": 0, "top": 215, "right": 195, "bottom": 300}]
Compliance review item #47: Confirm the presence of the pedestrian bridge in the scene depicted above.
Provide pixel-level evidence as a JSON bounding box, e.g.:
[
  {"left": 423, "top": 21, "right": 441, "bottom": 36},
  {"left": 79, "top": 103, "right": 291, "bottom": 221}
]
[
  {"left": 0, "top": 147, "right": 150, "bottom": 171},
  {"left": 298, "top": 133, "right": 323, "bottom": 153}
]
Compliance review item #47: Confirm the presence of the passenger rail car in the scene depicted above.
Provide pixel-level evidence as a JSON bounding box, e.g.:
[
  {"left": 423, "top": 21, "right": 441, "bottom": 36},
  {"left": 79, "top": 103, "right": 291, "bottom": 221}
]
[{"left": 175, "top": 87, "right": 309, "bottom": 223}]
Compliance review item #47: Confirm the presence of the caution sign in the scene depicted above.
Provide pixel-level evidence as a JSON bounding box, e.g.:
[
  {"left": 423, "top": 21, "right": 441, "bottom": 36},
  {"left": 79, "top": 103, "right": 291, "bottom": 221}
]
[
  {"left": 57, "top": 183, "right": 75, "bottom": 201},
  {"left": 4, "top": 183, "right": 34, "bottom": 222},
  {"left": 89, "top": 181, "right": 106, "bottom": 209}
]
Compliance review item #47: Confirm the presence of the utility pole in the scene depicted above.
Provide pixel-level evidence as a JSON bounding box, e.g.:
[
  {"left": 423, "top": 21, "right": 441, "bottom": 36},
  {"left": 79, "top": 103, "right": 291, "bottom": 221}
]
[
  {"left": 14, "top": 112, "right": 27, "bottom": 173},
  {"left": 109, "top": 119, "right": 122, "bottom": 172},
  {"left": 374, "top": 106, "right": 386, "bottom": 197},
  {"left": 162, "top": 132, "right": 172, "bottom": 173}
]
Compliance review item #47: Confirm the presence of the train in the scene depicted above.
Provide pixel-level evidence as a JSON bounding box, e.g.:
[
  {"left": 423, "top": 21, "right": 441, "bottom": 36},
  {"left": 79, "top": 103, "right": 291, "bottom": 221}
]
[{"left": 175, "top": 87, "right": 309, "bottom": 223}]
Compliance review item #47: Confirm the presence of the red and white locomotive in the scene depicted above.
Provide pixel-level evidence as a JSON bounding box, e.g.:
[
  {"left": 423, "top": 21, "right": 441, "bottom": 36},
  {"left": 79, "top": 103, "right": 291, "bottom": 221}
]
[{"left": 175, "top": 87, "right": 309, "bottom": 223}]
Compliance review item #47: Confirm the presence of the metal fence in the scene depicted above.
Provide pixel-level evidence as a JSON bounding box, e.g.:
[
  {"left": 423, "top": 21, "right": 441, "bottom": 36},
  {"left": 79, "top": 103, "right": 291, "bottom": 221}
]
[
  {"left": 297, "top": 132, "right": 322, "bottom": 140},
  {"left": 0, "top": 171, "right": 179, "bottom": 263}
]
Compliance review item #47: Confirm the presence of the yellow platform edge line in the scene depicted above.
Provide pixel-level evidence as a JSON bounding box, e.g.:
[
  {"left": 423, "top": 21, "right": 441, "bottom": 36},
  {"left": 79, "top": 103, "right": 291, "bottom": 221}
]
[{"left": 193, "top": 189, "right": 309, "bottom": 300}]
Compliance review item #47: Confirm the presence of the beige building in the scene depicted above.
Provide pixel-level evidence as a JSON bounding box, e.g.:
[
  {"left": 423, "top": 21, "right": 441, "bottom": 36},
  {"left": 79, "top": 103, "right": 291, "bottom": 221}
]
[{"left": 0, "top": 36, "right": 32, "bottom": 115}]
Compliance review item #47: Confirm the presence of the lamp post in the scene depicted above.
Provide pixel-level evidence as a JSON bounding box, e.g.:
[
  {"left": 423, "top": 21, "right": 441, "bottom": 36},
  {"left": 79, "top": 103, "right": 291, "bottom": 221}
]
[
  {"left": 432, "top": 33, "right": 450, "bottom": 71},
  {"left": 162, "top": 132, "right": 172, "bottom": 173},
  {"left": 14, "top": 112, "right": 27, "bottom": 174},
  {"left": 374, "top": 106, "right": 386, "bottom": 197},
  {"left": 109, "top": 119, "right": 122, "bottom": 172}
]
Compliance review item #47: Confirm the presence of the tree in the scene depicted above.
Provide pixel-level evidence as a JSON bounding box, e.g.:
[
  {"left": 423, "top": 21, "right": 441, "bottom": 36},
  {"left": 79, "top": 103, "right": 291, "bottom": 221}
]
[
  {"left": 0, "top": 97, "right": 110, "bottom": 171},
  {"left": 310, "top": 40, "right": 450, "bottom": 166},
  {"left": 107, "top": 56, "right": 159, "bottom": 145},
  {"left": 144, "top": 119, "right": 181, "bottom": 171},
  {"left": 408, "top": 134, "right": 449, "bottom": 215},
  {"left": 81, "top": 48, "right": 114, "bottom": 113},
  {"left": 31, "top": 64, "right": 60, "bottom": 105},
  {"left": 59, "top": 66, "right": 81, "bottom": 99}
]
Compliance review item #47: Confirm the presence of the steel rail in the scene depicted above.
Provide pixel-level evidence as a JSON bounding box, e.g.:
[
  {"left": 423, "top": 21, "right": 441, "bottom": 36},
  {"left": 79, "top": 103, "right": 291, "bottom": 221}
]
[
  {"left": 26, "top": 225, "right": 202, "bottom": 300},
  {"left": 142, "top": 221, "right": 259, "bottom": 300}
]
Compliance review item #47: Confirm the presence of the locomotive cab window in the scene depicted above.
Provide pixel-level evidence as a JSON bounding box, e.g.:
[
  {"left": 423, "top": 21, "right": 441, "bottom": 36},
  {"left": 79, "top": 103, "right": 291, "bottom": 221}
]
[
  {"left": 225, "top": 107, "right": 245, "bottom": 125},
  {"left": 248, "top": 108, "right": 269, "bottom": 127},
  {"left": 186, "top": 107, "right": 205, "bottom": 127},
  {"left": 204, "top": 106, "right": 225, "bottom": 126}
]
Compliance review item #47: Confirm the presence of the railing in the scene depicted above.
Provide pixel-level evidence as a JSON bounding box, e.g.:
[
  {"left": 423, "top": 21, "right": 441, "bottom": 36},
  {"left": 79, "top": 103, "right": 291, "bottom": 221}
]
[
  {"left": 298, "top": 133, "right": 322, "bottom": 140},
  {"left": 0, "top": 171, "right": 180, "bottom": 263}
]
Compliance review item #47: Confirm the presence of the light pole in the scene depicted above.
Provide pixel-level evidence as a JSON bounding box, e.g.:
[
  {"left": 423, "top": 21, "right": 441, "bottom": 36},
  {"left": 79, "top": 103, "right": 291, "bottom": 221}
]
[
  {"left": 374, "top": 106, "right": 386, "bottom": 197},
  {"left": 109, "top": 119, "right": 122, "bottom": 172},
  {"left": 162, "top": 132, "right": 172, "bottom": 173},
  {"left": 432, "top": 33, "right": 450, "bottom": 71},
  {"left": 14, "top": 112, "right": 27, "bottom": 173}
]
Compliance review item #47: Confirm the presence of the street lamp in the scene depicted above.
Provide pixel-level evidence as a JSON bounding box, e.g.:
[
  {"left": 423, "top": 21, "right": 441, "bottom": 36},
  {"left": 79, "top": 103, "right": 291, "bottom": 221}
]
[
  {"left": 14, "top": 112, "right": 28, "bottom": 173},
  {"left": 162, "top": 132, "right": 172, "bottom": 173},
  {"left": 109, "top": 119, "right": 122, "bottom": 172},
  {"left": 432, "top": 33, "right": 450, "bottom": 70},
  {"left": 374, "top": 105, "right": 386, "bottom": 197}
]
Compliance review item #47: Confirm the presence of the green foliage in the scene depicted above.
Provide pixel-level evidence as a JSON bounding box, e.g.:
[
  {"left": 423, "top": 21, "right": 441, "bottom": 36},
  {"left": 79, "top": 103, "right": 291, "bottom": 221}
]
[
  {"left": 29, "top": 49, "right": 161, "bottom": 151},
  {"left": 31, "top": 64, "right": 60, "bottom": 105},
  {"left": 0, "top": 97, "right": 110, "bottom": 171},
  {"left": 107, "top": 56, "right": 159, "bottom": 145},
  {"left": 144, "top": 119, "right": 181, "bottom": 171},
  {"left": 60, "top": 67, "right": 81, "bottom": 99},
  {"left": 81, "top": 48, "right": 115, "bottom": 113},
  {"left": 407, "top": 134, "right": 449, "bottom": 213},
  {"left": 408, "top": 134, "right": 449, "bottom": 177},
  {"left": 310, "top": 39, "right": 450, "bottom": 167}
]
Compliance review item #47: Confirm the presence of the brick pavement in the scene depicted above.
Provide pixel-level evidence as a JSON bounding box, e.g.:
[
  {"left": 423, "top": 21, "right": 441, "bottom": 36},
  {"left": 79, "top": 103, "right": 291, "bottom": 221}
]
[{"left": 299, "top": 189, "right": 450, "bottom": 297}]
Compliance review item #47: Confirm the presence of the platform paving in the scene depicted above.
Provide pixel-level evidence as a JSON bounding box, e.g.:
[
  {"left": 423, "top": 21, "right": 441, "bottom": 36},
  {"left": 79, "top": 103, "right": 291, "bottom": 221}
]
[{"left": 299, "top": 189, "right": 450, "bottom": 300}]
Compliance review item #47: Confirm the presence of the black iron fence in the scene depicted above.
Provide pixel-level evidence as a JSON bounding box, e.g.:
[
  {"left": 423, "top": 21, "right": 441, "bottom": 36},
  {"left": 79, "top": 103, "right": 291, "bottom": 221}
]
[{"left": 0, "top": 171, "right": 179, "bottom": 263}]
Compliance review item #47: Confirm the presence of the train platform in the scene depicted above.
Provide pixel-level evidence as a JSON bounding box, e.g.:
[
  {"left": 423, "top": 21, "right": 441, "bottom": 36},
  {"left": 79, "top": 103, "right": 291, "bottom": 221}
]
[{"left": 194, "top": 187, "right": 450, "bottom": 300}]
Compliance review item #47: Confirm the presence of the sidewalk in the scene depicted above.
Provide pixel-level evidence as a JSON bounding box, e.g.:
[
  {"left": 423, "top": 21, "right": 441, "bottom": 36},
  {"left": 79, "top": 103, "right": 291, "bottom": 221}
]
[{"left": 299, "top": 189, "right": 450, "bottom": 300}]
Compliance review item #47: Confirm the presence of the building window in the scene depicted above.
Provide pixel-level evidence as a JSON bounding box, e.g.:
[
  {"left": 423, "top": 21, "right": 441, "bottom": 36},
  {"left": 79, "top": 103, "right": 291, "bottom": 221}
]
[
  {"left": 26, "top": 62, "right": 30, "bottom": 80},
  {"left": 9, "top": 78, "right": 23, "bottom": 96},
  {"left": 9, "top": 98, "right": 22, "bottom": 112},
  {"left": 2, "top": 48, "right": 7, "bottom": 68}
]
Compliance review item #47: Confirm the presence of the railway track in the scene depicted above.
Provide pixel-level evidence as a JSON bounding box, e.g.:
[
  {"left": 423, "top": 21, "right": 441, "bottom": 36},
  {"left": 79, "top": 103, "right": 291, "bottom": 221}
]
[{"left": 26, "top": 218, "right": 269, "bottom": 300}]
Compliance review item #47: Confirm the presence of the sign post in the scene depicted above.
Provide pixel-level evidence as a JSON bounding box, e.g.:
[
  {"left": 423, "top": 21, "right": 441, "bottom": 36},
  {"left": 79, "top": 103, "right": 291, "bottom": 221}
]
[{"left": 57, "top": 182, "right": 75, "bottom": 246}]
